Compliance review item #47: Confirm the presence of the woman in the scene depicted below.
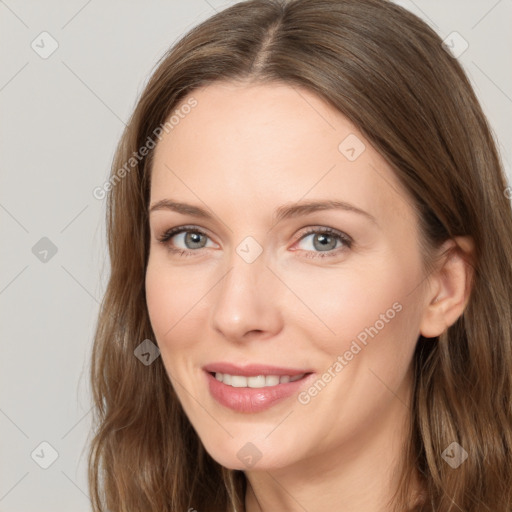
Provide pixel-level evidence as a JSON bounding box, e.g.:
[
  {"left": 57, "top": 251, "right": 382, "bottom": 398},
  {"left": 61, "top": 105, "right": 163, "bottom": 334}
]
[{"left": 88, "top": 0, "right": 512, "bottom": 511}]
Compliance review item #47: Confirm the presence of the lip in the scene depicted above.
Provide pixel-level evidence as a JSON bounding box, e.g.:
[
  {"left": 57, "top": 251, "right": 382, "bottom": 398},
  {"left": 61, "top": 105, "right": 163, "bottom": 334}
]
[
  {"left": 202, "top": 362, "right": 311, "bottom": 377},
  {"left": 203, "top": 366, "right": 315, "bottom": 413}
]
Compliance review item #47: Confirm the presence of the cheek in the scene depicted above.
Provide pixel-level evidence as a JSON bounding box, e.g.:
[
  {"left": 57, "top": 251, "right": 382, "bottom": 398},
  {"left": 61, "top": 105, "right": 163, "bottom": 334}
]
[
  {"left": 145, "top": 259, "right": 184, "bottom": 346},
  {"left": 278, "top": 254, "right": 421, "bottom": 359},
  {"left": 145, "top": 257, "right": 214, "bottom": 352},
  {"left": 145, "top": 263, "right": 172, "bottom": 340},
  {"left": 144, "top": 260, "right": 205, "bottom": 398}
]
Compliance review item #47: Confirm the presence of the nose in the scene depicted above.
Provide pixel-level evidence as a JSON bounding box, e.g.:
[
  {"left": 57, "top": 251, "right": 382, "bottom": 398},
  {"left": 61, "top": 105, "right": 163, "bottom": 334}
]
[{"left": 210, "top": 252, "right": 284, "bottom": 342}]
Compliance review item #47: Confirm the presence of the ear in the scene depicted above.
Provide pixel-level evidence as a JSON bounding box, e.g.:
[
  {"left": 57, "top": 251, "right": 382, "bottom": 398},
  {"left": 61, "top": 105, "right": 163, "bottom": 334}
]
[{"left": 419, "top": 236, "right": 475, "bottom": 339}]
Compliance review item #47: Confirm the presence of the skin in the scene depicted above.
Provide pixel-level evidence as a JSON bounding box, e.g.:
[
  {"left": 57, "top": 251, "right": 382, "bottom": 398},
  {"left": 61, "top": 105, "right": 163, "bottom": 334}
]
[{"left": 145, "top": 81, "right": 474, "bottom": 512}]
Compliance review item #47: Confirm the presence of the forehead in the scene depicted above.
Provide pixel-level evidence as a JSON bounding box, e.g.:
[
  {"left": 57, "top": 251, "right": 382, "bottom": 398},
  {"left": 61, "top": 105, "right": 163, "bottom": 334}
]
[{"left": 150, "top": 81, "right": 413, "bottom": 227}]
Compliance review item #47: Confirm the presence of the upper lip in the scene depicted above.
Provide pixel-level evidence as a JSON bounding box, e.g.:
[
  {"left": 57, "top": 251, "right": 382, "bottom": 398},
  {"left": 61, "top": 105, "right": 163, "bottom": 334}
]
[{"left": 203, "top": 362, "right": 313, "bottom": 377}]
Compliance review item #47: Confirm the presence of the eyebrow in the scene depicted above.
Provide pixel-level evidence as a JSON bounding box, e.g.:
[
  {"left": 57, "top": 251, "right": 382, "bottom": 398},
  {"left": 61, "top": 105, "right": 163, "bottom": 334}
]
[{"left": 149, "top": 198, "right": 377, "bottom": 226}]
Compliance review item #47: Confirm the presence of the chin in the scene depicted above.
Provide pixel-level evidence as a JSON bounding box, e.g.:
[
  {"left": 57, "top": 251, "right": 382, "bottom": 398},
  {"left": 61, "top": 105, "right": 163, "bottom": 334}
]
[{"left": 200, "top": 436, "right": 293, "bottom": 472}]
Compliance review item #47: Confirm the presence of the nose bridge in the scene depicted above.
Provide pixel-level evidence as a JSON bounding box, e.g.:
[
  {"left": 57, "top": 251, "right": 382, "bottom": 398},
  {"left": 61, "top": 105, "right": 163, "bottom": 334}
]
[{"left": 210, "top": 246, "right": 282, "bottom": 340}]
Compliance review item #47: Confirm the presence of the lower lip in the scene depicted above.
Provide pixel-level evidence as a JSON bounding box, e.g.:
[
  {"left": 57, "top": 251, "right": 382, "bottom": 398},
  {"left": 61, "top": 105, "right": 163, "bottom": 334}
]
[{"left": 205, "top": 371, "right": 314, "bottom": 413}]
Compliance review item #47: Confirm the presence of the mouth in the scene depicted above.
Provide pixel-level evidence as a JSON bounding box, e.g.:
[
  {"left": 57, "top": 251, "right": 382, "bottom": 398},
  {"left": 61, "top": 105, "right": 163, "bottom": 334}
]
[{"left": 203, "top": 368, "right": 314, "bottom": 413}]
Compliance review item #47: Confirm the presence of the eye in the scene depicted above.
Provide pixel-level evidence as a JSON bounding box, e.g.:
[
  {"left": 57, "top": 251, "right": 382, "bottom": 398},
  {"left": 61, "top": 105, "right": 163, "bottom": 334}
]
[
  {"left": 293, "top": 227, "right": 352, "bottom": 258},
  {"left": 157, "top": 225, "right": 216, "bottom": 256}
]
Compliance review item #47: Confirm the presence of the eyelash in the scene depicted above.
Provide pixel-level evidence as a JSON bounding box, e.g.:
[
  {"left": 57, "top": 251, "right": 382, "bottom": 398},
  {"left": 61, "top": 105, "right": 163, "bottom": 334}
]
[{"left": 157, "top": 224, "right": 353, "bottom": 259}]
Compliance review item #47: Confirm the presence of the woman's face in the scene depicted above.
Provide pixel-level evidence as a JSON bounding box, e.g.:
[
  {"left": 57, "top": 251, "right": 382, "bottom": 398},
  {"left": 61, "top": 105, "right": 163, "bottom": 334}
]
[{"left": 145, "top": 81, "right": 430, "bottom": 471}]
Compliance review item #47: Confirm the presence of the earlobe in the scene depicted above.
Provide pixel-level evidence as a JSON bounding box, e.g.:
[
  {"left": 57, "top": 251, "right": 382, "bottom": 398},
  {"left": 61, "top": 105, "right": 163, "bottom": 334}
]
[{"left": 419, "top": 236, "right": 475, "bottom": 339}]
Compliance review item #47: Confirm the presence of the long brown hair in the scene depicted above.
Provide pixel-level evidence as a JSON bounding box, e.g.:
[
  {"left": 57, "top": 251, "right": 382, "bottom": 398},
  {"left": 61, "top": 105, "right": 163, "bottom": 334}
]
[{"left": 88, "top": 0, "right": 512, "bottom": 510}]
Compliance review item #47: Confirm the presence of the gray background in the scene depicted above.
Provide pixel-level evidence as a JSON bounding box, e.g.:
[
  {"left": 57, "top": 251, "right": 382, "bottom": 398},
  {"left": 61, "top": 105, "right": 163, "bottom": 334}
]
[{"left": 0, "top": 1, "right": 510, "bottom": 510}]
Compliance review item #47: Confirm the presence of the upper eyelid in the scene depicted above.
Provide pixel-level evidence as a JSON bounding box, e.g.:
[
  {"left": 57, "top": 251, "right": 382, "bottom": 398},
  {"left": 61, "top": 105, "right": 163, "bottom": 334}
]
[{"left": 158, "top": 225, "right": 216, "bottom": 242}]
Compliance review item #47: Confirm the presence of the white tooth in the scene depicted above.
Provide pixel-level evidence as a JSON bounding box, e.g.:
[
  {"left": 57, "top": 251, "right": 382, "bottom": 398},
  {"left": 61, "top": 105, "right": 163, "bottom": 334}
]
[
  {"left": 231, "top": 375, "right": 248, "bottom": 387},
  {"left": 218, "top": 373, "right": 305, "bottom": 387},
  {"left": 265, "top": 375, "right": 280, "bottom": 387},
  {"left": 247, "top": 375, "right": 266, "bottom": 388}
]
